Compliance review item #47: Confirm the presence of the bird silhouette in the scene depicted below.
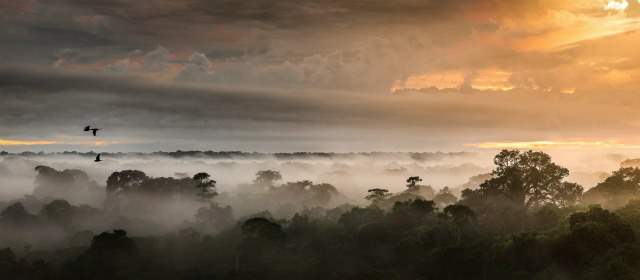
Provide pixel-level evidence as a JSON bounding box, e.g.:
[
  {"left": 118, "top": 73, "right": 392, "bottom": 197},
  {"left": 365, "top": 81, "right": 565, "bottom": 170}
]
[
  {"left": 83, "top": 126, "right": 100, "bottom": 136},
  {"left": 94, "top": 154, "right": 102, "bottom": 162}
]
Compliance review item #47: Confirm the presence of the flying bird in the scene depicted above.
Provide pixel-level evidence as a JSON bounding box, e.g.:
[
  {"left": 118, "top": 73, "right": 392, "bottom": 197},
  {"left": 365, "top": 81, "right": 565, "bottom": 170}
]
[
  {"left": 94, "top": 154, "right": 102, "bottom": 162},
  {"left": 83, "top": 126, "right": 100, "bottom": 136}
]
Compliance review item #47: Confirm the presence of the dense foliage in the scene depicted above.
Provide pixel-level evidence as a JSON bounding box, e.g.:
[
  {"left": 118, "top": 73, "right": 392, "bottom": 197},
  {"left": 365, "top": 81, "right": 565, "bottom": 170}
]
[{"left": 2, "top": 150, "right": 640, "bottom": 279}]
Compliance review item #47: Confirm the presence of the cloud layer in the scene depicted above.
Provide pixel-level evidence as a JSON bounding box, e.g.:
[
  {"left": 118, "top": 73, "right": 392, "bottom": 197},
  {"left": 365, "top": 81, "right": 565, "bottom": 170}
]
[{"left": 1, "top": 0, "right": 640, "bottom": 151}]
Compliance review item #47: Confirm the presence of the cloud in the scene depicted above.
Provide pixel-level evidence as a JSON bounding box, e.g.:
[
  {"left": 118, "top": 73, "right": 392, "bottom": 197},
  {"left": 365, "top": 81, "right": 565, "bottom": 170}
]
[
  {"left": 176, "top": 52, "right": 213, "bottom": 82},
  {"left": 3, "top": 1, "right": 640, "bottom": 151},
  {"left": 4, "top": 66, "right": 640, "bottom": 151},
  {"left": 143, "top": 46, "right": 170, "bottom": 72},
  {"left": 605, "top": 0, "right": 629, "bottom": 11}
]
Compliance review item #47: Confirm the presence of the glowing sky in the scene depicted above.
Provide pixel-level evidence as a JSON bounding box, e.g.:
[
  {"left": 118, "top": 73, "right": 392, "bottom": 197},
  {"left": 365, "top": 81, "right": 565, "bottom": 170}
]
[{"left": 1, "top": 0, "right": 640, "bottom": 152}]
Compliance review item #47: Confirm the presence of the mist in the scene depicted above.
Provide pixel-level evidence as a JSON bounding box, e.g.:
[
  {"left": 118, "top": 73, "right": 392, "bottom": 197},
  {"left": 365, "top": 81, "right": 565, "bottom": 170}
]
[{"left": 2, "top": 149, "right": 640, "bottom": 279}]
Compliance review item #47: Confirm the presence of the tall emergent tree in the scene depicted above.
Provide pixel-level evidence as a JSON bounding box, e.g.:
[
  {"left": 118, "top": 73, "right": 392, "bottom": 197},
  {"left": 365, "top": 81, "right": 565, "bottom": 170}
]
[
  {"left": 406, "top": 176, "right": 423, "bottom": 193},
  {"left": 365, "top": 188, "right": 391, "bottom": 204},
  {"left": 193, "top": 172, "right": 218, "bottom": 200},
  {"left": 473, "top": 150, "right": 583, "bottom": 209}
]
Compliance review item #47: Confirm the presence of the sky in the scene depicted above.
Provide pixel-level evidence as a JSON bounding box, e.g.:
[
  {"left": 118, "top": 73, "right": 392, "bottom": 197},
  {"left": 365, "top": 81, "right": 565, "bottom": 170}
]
[{"left": 1, "top": 0, "right": 640, "bottom": 152}]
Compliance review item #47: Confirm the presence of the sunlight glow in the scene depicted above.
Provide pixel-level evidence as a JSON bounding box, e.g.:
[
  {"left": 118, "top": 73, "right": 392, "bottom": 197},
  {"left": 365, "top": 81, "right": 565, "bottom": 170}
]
[
  {"left": 0, "top": 139, "right": 58, "bottom": 146},
  {"left": 391, "top": 69, "right": 514, "bottom": 92},
  {"left": 465, "top": 140, "right": 640, "bottom": 149},
  {"left": 470, "top": 69, "right": 514, "bottom": 91},
  {"left": 605, "top": 0, "right": 629, "bottom": 11},
  {"left": 0, "top": 138, "right": 125, "bottom": 147},
  {"left": 391, "top": 71, "right": 465, "bottom": 92}
]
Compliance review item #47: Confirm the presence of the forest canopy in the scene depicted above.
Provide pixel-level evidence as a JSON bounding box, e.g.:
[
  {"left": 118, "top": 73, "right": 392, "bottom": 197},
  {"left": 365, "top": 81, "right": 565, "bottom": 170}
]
[{"left": 1, "top": 150, "right": 640, "bottom": 279}]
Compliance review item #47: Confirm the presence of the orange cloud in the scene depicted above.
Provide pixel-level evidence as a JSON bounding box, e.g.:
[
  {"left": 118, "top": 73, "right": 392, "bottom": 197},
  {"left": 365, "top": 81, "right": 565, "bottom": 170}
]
[
  {"left": 508, "top": 9, "right": 640, "bottom": 51},
  {"left": 391, "top": 69, "right": 514, "bottom": 92},
  {"left": 391, "top": 71, "right": 465, "bottom": 92}
]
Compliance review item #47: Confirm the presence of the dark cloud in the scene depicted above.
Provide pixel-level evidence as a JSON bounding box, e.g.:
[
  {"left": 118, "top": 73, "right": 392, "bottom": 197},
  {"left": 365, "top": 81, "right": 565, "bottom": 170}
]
[
  {"left": 2, "top": 0, "right": 640, "bottom": 151},
  {"left": 2, "top": 65, "right": 640, "bottom": 151}
]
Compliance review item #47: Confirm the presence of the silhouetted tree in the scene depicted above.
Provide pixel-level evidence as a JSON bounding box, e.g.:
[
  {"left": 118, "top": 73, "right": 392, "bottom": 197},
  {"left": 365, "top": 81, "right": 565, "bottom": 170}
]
[
  {"left": 0, "top": 203, "right": 37, "bottom": 225},
  {"left": 531, "top": 204, "right": 562, "bottom": 231},
  {"left": 33, "top": 166, "right": 99, "bottom": 203},
  {"left": 433, "top": 187, "right": 458, "bottom": 207},
  {"left": 472, "top": 150, "right": 581, "bottom": 209},
  {"left": 388, "top": 199, "right": 436, "bottom": 228},
  {"left": 338, "top": 207, "right": 385, "bottom": 231},
  {"left": 67, "top": 229, "right": 141, "bottom": 280},
  {"left": 193, "top": 172, "right": 217, "bottom": 199},
  {"left": 307, "top": 183, "right": 339, "bottom": 205},
  {"left": 195, "top": 203, "right": 234, "bottom": 233},
  {"left": 40, "top": 199, "right": 74, "bottom": 227},
  {"left": 106, "top": 170, "right": 148, "bottom": 193},
  {"left": 443, "top": 204, "right": 476, "bottom": 225},
  {"left": 253, "top": 170, "right": 282, "bottom": 188},
  {"left": 365, "top": 188, "right": 391, "bottom": 203},
  {"left": 241, "top": 217, "right": 284, "bottom": 242},
  {"left": 555, "top": 206, "right": 636, "bottom": 274},
  {"left": 583, "top": 167, "right": 640, "bottom": 209},
  {"left": 406, "top": 176, "right": 423, "bottom": 193}
]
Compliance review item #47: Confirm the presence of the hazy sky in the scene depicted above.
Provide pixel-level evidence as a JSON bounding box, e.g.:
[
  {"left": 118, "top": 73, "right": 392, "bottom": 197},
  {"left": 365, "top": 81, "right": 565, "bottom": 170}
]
[{"left": 1, "top": 0, "right": 640, "bottom": 152}]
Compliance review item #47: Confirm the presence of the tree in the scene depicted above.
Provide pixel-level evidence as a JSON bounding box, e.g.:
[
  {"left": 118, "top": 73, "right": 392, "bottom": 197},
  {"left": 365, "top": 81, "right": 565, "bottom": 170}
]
[
  {"left": 307, "top": 183, "right": 339, "bottom": 205},
  {"left": 616, "top": 199, "right": 640, "bottom": 231},
  {"left": 194, "top": 203, "right": 234, "bottom": 233},
  {"left": 87, "top": 229, "right": 137, "bottom": 254},
  {"left": 555, "top": 207, "right": 636, "bottom": 272},
  {"left": 338, "top": 206, "right": 385, "bottom": 231},
  {"left": 434, "top": 187, "right": 458, "bottom": 207},
  {"left": 406, "top": 176, "right": 423, "bottom": 193},
  {"left": 553, "top": 182, "right": 583, "bottom": 207},
  {"left": 40, "top": 200, "right": 74, "bottom": 226},
  {"left": 443, "top": 204, "right": 476, "bottom": 225},
  {"left": 193, "top": 172, "right": 217, "bottom": 199},
  {"left": 106, "top": 170, "right": 148, "bottom": 193},
  {"left": 241, "top": 217, "right": 284, "bottom": 242},
  {"left": 33, "top": 166, "right": 96, "bottom": 201},
  {"left": 68, "top": 229, "right": 140, "bottom": 279},
  {"left": 403, "top": 176, "right": 436, "bottom": 200},
  {"left": 476, "top": 150, "right": 580, "bottom": 209},
  {"left": 0, "top": 203, "right": 37, "bottom": 225},
  {"left": 583, "top": 167, "right": 640, "bottom": 209},
  {"left": 389, "top": 199, "right": 436, "bottom": 226},
  {"left": 365, "top": 188, "right": 391, "bottom": 204},
  {"left": 253, "top": 170, "right": 282, "bottom": 188}
]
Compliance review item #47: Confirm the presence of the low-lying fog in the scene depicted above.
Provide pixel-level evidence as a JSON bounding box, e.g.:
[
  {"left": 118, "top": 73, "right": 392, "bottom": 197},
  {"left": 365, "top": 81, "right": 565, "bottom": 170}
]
[
  {"left": 0, "top": 149, "right": 634, "bottom": 203},
  {"left": 0, "top": 149, "right": 637, "bottom": 251}
]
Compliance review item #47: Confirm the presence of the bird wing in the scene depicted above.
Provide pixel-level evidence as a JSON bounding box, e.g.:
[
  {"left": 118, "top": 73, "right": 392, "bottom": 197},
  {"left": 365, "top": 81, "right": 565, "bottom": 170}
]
[
  {"left": 84, "top": 126, "right": 90, "bottom": 131},
  {"left": 96, "top": 154, "right": 101, "bottom": 161},
  {"left": 92, "top": 129, "right": 98, "bottom": 136}
]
